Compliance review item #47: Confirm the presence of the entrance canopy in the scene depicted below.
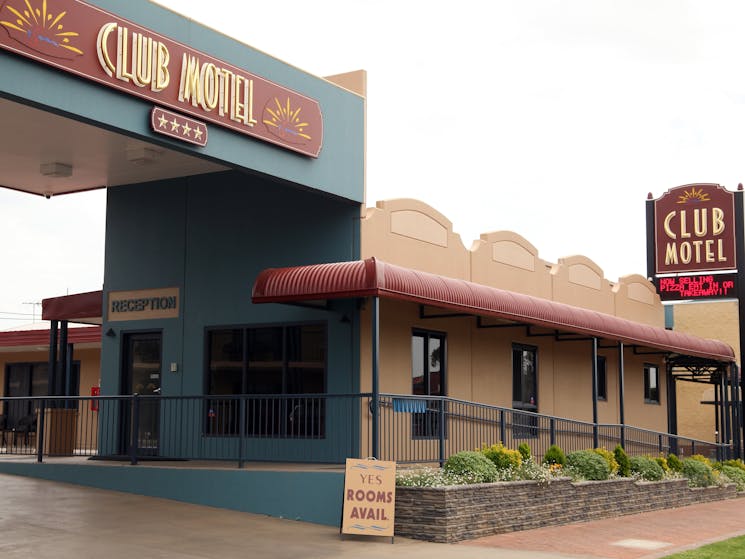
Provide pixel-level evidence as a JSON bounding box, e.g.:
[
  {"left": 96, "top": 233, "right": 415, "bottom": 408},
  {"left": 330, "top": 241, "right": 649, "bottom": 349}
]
[{"left": 252, "top": 257, "right": 735, "bottom": 363}]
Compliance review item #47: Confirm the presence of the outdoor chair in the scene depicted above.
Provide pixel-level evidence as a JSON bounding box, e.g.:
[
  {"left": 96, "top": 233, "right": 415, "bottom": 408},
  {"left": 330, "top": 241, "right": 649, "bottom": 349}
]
[{"left": 12, "top": 414, "right": 37, "bottom": 449}]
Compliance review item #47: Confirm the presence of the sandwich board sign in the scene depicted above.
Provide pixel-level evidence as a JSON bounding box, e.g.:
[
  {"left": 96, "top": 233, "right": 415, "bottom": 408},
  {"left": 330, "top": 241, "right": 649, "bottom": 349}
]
[{"left": 341, "top": 458, "right": 396, "bottom": 539}]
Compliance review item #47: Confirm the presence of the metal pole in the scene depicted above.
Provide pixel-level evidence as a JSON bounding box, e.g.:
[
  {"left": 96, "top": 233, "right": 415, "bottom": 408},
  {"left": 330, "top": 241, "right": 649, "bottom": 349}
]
[
  {"left": 618, "top": 342, "right": 625, "bottom": 448},
  {"left": 730, "top": 364, "right": 741, "bottom": 459},
  {"left": 36, "top": 399, "right": 46, "bottom": 463},
  {"left": 47, "top": 321, "right": 58, "bottom": 398},
  {"left": 721, "top": 371, "right": 732, "bottom": 458},
  {"left": 130, "top": 394, "right": 140, "bottom": 466},
  {"left": 371, "top": 296, "right": 380, "bottom": 459},
  {"left": 667, "top": 361, "right": 678, "bottom": 456},
  {"left": 591, "top": 338, "right": 598, "bottom": 448},
  {"left": 734, "top": 187, "right": 745, "bottom": 459},
  {"left": 58, "top": 320, "right": 68, "bottom": 400}
]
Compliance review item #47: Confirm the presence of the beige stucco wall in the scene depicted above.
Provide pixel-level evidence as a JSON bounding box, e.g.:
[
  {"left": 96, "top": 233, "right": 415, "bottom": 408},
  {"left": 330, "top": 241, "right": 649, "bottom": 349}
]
[
  {"left": 671, "top": 301, "right": 739, "bottom": 442},
  {"left": 359, "top": 198, "right": 674, "bottom": 437},
  {"left": 0, "top": 346, "right": 101, "bottom": 450}
]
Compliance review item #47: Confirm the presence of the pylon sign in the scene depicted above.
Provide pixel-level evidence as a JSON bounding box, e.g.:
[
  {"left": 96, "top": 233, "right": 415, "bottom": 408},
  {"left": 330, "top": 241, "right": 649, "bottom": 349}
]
[{"left": 647, "top": 184, "right": 741, "bottom": 303}]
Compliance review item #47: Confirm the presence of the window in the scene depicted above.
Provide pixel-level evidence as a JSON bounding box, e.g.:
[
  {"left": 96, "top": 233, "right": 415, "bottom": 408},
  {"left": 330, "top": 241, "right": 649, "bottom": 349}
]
[
  {"left": 644, "top": 364, "right": 659, "bottom": 404},
  {"left": 206, "top": 323, "right": 326, "bottom": 438},
  {"left": 411, "top": 330, "right": 446, "bottom": 438},
  {"left": 4, "top": 362, "right": 80, "bottom": 429},
  {"left": 596, "top": 356, "right": 607, "bottom": 401},
  {"left": 512, "top": 344, "right": 537, "bottom": 438}
]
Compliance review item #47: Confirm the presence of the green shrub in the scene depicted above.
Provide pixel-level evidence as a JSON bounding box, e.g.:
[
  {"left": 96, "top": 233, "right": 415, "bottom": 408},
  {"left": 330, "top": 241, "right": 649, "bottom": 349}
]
[
  {"left": 720, "top": 465, "right": 745, "bottom": 492},
  {"left": 481, "top": 443, "right": 522, "bottom": 471},
  {"left": 517, "top": 442, "right": 532, "bottom": 462},
  {"left": 716, "top": 459, "right": 745, "bottom": 473},
  {"left": 543, "top": 444, "right": 567, "bottom": 467},
  {"left": 566, "top": 450, "right": 611, "bottom": 481},
  {"left": 593, "top": 448, "right": 619, "bottom": 476},
  {"left": 690, "top": 454, "right": 714, "bottom": 468},
  {"left": 614, "top": 445, "right": 631, "bottom": 477},
  {"left": 444, "top": 451, "right": 499, "bottom": 483},
  {"left": 667, "top": 453, "right": 683, "bottom": 473},
  {"left": 682, "top": 457, "right": 716, "bottom": 488},
  {"left": 629, "top": 456, "right": 665, "bottom": 481}
]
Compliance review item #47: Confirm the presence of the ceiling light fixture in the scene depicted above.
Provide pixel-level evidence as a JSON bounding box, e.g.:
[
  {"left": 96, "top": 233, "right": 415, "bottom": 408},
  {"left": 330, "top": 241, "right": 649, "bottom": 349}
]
[
  {"left": 126, "top": 147, "right": 162, "bottom": 165},
  {"left": 40, "top": 162, "right": 72, "bottom": 178}
]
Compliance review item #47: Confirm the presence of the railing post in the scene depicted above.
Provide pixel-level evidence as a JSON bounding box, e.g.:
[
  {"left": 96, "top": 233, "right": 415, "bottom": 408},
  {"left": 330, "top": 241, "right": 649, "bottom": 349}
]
[
  {"left": 438, "top": 398, "right": 446, "bottom": 466},
  {"left": 550, "top": 418, "right": 556, "bottom": 447},
  {"left": 658, "top": 433, "right": 663, "bottom": 454},
  {"left": 593, "top": 423, "right": 599, "bottom": 449},
  {"left": 36, "top": 399, "right": 46, "bottom": 463},
  {"left": 499, "top": 410, "right": 506, "bottom": 444},
  {"left": 238, "top": 396, "right": 246, "bottom": 469},
  {"left": 130, "top": 394, "right": 139, "bottom": 466},
  {"left": 620, "top": 425, "right": 626, "bottom": 450}
]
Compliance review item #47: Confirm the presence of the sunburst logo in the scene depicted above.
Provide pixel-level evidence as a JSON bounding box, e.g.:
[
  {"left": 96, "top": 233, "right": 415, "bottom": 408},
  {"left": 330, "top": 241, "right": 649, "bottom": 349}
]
[
  {"left": 677, "top": 186, "right": 711, "bottom": 204},
  {"left": 263, "top": 97, "right": 311, "bottom": 145},
  {"left": 0, "top": 0, "right": 83, "bottom": 60}
]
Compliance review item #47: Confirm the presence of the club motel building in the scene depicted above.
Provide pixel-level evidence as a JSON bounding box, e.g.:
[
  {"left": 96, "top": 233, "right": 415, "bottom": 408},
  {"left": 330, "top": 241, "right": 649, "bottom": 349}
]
[{"left": 0, "top": 0, "right": 738, "bottom": 526}]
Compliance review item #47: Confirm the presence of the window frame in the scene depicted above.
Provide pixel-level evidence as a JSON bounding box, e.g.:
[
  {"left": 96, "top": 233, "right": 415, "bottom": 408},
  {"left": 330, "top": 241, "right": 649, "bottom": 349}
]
[
  {"left": 596, "top": 355, "right": 607, "bottom": 401},
  {"left": 512, "top": 343, "right": 538, "bottom": 412},
  {"left": 204, "top": 321, "right": 328, "bottom": 438},
  {"left": 411, "top": 329, "right": 447, "bottom": 440},
  {"left": 644, "top": 363, "right": 660, "bottom": 404}
]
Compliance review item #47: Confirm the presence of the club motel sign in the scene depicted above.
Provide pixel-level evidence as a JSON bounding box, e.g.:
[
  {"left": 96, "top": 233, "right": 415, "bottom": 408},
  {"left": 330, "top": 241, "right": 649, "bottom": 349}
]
[
  {"left": 0, "top": 0, "right": 323, "bottom": 157},
  {"left": 654, "top": 184, "right": 737, "bottom": 275}
]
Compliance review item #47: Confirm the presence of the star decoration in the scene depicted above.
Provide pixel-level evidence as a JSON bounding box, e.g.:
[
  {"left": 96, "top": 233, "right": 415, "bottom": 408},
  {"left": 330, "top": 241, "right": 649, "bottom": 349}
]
[
  {"left": 194, "top": 127, "right": 204, "bottom": 141},
  {"left": 157, "top": 113, "right": 168, "bottom": 128},
  {"left": 182, "top": 122, "right": 192, "bottom": 136},
  {"left": 170, "top": 118, "right": 180, "bottom": 132}
]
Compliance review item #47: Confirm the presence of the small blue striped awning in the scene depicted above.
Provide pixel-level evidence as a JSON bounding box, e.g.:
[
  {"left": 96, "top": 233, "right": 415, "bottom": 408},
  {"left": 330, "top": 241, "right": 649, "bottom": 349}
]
[{"left": 392, "top": 399, "right": 427, "bottom": 413}]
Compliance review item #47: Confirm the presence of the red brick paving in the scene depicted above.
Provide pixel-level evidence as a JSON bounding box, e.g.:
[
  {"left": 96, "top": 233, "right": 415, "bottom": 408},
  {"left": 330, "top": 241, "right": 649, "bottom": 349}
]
[{"left": 460, "top": 496, "right": 745, "bottom": 558}]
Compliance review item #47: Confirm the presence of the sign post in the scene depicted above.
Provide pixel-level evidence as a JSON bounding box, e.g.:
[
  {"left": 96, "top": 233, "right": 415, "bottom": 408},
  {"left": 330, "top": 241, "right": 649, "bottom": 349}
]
[
  {"left": 646, "top": 183, "right": 743, "bottom": 460},
  {"left": 341, "top": 458, "right": 396, "bottom": 542}
]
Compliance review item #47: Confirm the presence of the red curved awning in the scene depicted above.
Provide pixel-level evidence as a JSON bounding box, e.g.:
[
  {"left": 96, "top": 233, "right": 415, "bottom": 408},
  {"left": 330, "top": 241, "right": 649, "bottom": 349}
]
[
  {"left": 252, "top": 258, "right": 735, "bottom": 362},
  {"left": 42, "top": 290, "right": 103, "bottom": 324}
]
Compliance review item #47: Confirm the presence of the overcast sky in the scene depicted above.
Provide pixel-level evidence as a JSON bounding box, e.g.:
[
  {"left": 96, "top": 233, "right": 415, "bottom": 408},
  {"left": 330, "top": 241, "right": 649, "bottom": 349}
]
[{"left": 2, "top": 0, "right": 745, "bottom": 329}]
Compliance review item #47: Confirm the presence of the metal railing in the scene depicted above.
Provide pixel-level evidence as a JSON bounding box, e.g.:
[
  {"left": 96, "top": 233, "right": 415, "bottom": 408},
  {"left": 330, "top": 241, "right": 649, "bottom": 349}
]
[{"left": 0, "top": 394, "right": 730, "bottom": 467}]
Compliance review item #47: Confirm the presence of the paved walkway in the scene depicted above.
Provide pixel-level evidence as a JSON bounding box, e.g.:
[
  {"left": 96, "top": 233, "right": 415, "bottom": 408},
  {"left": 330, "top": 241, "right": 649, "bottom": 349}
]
[{"left": 0, "top": 473, "right": 743, "bottom": 558}]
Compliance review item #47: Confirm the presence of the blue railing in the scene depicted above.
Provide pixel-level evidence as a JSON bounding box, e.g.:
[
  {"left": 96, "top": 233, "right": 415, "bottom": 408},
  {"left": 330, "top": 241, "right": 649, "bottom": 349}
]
[{"left": 0, "top": 394, "right": 730, "bottom": 467}]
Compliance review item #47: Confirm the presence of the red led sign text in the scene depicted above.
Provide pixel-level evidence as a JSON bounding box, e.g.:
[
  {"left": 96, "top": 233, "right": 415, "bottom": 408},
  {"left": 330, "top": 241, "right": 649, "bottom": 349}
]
[{"left": 657, "top": 274, "right": 737, "bottom": 302}]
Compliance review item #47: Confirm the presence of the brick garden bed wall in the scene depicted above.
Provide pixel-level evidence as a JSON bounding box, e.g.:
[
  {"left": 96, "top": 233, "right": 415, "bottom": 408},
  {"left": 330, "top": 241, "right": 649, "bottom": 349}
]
[{"left": 395, "top": 478, "right": 737, "bottom": 543}]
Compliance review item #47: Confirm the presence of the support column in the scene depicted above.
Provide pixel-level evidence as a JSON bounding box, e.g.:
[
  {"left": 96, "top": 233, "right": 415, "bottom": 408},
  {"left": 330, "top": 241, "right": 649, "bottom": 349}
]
[
  {"left": 57, "top": 320, "right": 69, "bottom": 400},
  {"left": 666, "top": 361, "right": 678, "bottom": 456},
  {"left": 47, "top": 320, "right": 59, "bottom": 397},
  {"left": 371, "top": 296, "right": 380, "bottom": 459},
  {"left": 618, "top": 342, "right": 626, "bottom": 448},
  {"left": 591, "top": 337, "right": 598, "bottom": 448},
  {"left": 722, "top": 371, "right": 732, "bottom": 459},
  {"left": 731, "top": 364, "right": 741, "bottom": 459}
]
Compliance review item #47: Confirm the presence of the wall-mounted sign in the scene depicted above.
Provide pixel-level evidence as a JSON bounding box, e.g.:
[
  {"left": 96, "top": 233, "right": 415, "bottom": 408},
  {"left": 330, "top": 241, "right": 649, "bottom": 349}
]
[
  {"left": 656, "top": 273, "right": 738, "bottom": 302},
  {"left": 0, "top": 0, "right": 322, "bottom": 157},
  {"left": 653, "top": 184, "right": 736, "bottom": 275},
  {"left": 151, "top": 107, "right": 207, "bottom": 147},
  {"left": 108, "top": 287, "right": 179, "bottom": 322},
  {"left": 341, "top": 458, "right": 396, "bottom": 538}
]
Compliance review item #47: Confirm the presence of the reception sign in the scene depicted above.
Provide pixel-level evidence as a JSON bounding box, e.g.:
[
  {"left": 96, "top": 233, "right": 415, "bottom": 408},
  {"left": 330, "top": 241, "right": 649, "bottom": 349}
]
[
  {"left": 341, "top": 458, "right": 396, "bottom": 538},
  {"left": 0, "top": 0, "right": 323, "bottom": 156}
]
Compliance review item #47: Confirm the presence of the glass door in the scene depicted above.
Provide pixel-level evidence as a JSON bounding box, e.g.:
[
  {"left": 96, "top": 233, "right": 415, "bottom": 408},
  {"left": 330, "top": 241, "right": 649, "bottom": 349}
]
[{"left": 121, "top": 332, "right": 162, "bottom": 456}]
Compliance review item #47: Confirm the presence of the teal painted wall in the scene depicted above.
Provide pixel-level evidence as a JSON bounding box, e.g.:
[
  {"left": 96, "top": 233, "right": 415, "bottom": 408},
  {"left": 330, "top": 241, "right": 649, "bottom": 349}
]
[
  {"left": 0, "top": 462, "right": 345, "bottom": 526},
  {"left": 100, "top": 171, "right": 361, "bottom": 461},
  {"left": 0, "top": 0, "right": 364, "bottom": 202}
]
